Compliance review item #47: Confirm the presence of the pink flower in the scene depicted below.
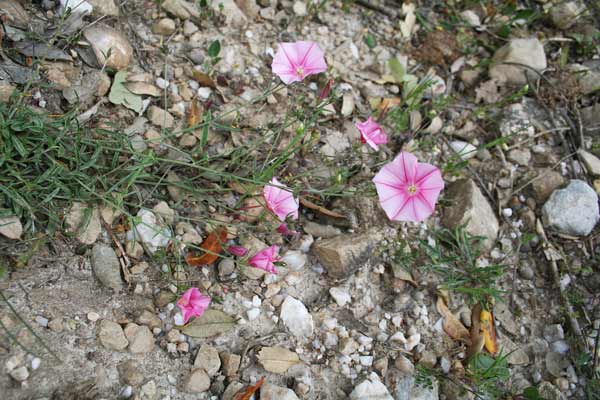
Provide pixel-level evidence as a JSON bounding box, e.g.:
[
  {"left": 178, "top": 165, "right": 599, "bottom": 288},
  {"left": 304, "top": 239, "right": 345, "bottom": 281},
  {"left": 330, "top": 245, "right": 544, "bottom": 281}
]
[
  {"left": 176, "top": 287, "right": 211, "bottom": 324},
  {"left": 248, "top": 245, "right": 280, "bottom": 274},
  {"left": 263, "top": 177, "right": 299, "bottom": 222},
  {"left": 356, "top": 117, "right": 388, "bottom": 150},
  {"left": 271, "top": 41, "right": 327, "bottom": 85},
  {"left": 277, "top": 223, "right": 300, "bottom": 239},
  {"left": 372, "top": 152, "right": 444, "bottom": 222},
  {"left": 228, "top": 246, "right": 248, "bottom": 257}
]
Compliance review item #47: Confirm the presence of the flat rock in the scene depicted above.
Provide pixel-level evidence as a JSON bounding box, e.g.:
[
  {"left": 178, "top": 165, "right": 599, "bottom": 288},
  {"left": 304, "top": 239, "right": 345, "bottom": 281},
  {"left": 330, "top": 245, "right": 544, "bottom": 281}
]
[
  {"left": 302, "top": 221, "right": 341, "bottom": 238},
  {"left": 98, "top": 320, "right": 128, "bottom": 350},
  {"left": 162, "top": 0, "right": 199, "bottom": 19},
  {"left": 489, "top": 38, "right": 547, "bottom": 85},
  {"left": 542, "top": 180, "right": 599, "bottom": 236},
  {"left": 260, "top": 383, "right": 300, "bottom": 400},
  {"left": 65, "top": 202, "right": 101, "bottom": 244},
  {"left": 83, "top": 24, "right": 132, "bottom": 70},
  {"left": 219, "top": 352, "right": 241, "bottom": 376},
  {"left": 194, "top": 344, "right": 221, "bottom": 376},
  {"left": 578, "top": 149, "right": 600, "bottom": 176},
  {"left": 153, "top": 18, "right": 176, "bottom": 36},
  {"left": 147, "top": 106, "right": 175, "bottom": 128},
  {"left": 449, "top": 140, "right": 477, "bottom": 160},
  {"left": 507, "top": 148, "right": 531, "bottom": 166},
  {"left": 313, "top": 232, "right": 382, "bottom": 279},
  {"left": 183, "top": 368, "right": 210, "bottom": 393},
  {"left": 0, "top": 215, "right": 22, "bottom": 239},
  {"left": 280, "top": 296, "right": 314, "bottom": 338},
  {"left": 91, "top": 244, "right": 123, "bottom": 290},
  {"left": 442, "top": 179, "right": 499, "bottom": 251}
]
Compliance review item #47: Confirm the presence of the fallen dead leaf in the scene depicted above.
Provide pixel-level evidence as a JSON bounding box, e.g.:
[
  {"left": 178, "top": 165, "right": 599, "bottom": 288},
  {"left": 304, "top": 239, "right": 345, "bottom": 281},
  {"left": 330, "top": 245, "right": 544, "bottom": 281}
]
[
  {"left": 257, "top": 346, "right": 300, "bottom": 374},
  {"left": 480, "top": 307, "right": 498, "bottom": 355},
  {"left": 180, "top": 309, "right": 235, "bottom": 338},
  {"left": 376, "top": 97, "right": 402, "bottom": 113},
  {"left": 192, "top": 70, "right": 216, "bottom": 88},
  {"left": 188, "top": 98, "right": 201, "bottom": 128},
  {"left": 391, "top": 263, "right": 417, "bottom": 287},
  {"left": 234, "top": 377, "right": 265, "bottom": 400},
  {"left": 436, "top": 297, "right": 471, "bottom": 344},
  {"left": 186, "top": 227, "right": 228, "bottom": 266},
  {"left": 299, "top": 197, "right": 346, "bottom": 219},
  {"left": 467, "top": 303, "right": 485, "bottom": 360}
]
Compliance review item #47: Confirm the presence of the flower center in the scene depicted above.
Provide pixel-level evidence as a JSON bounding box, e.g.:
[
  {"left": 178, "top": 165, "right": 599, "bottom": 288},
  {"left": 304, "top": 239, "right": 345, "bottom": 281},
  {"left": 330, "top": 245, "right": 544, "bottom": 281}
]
[
  {"left": 295, "top": 66, "right": 305, "bottom": 77},
  {"left": 407, "top": 184, "right": 418, "bottom": 196}
]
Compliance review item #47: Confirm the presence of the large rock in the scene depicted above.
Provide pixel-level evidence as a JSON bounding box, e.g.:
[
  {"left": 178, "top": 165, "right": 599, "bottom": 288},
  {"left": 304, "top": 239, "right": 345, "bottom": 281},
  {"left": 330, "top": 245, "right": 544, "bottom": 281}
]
[
  {"left": 542, "top": 180, "right": 599, "bottom": 236},
  {"left": 280, "top": 296, "right": 314, "bottom": 338},
  {"left": 489, "top": 38, "right": 547, "bottom": 85},
  {"left": 313, "top": 232, "right": 382, "bottom": 279},
  {"left": 260, "top": 383, "right": 300, "bottom": 400},
  {"left": 350, "top": 374, "right": 394, "bottom": 400},
  {"left": 442, "top": 179, "right": 499, "bottom": 251},
  {"left": 98, "top": 320, "right": 128, "bottom": 350},
  {"left": 91, "top": 244, "right": 123, "bottom": 290}
]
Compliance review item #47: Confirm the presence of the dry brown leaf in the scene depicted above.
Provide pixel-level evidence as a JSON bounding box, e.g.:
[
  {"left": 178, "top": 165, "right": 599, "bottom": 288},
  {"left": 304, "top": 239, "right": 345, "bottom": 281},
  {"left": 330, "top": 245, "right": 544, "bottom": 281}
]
[
  {"left": 391, "top": 264, "right": 417, "bottom": 287},
  {"left": 257, "top": 346, "right": 300, "bottom": 374},
  {"left": 436, "top": 297, "right": 471, "bottom": 344},
  {"left": 299, "top": 197, "right": 346, "bottom": 219},
  {"left": 123, "top": 81, "right": 161, "bottom": 97},
  {"left": 467, "top": 303, "right": 485, "bottom": 360},
  {"left": 234, "top": 377, "right": 265, "bottom": 400},
  {"left": 480, "top": 308, "right": 498, "bottom": 355},
  {"left": 376, "top": 97, "right": 402, "bottom": 113},
  {"left": 188, "top": 99, "right": 201, "bottom": 128},
  {"left": 186, "top": 227, "right": 228, "bottom": 266},
  {"left": 192, "top": 70, "right": 217, "bottom": 88}
]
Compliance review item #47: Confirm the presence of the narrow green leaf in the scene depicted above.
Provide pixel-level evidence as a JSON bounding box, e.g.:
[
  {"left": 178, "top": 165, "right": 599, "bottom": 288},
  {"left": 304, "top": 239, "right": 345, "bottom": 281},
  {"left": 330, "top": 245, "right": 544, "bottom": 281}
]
[{"left": 208, "top": 40, "right": 221, "bottom": 58}]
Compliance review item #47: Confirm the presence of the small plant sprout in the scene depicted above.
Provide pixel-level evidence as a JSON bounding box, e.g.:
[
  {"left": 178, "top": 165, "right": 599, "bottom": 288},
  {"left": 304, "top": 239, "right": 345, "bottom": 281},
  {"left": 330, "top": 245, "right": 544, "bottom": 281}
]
[
  {"left": 176, "top": 287, "right": 211, "bottom": 325},
  {"left": 372, "top": 152, "right": 444, "bottom": 222},
  {"left": 271, "top": 41, "right": 327, "bottom": 84}
]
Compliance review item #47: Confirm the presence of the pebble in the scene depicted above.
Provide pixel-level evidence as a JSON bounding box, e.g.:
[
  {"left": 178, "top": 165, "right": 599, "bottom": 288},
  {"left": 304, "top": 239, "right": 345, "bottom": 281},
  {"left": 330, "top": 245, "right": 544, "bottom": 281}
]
[
  {"left": 30, "top": 357, "right": 40, "bottom": 370},
  {"left": 194, "top": 344, "right": 221, "bottom": 376},
  {"left": 405, "top": 333, "right": 421, "bottom": 351},
  {"left": 544, "top": 324, "right": 565, "bottom": 342},
  {"left": 183, "top": 368, "right": 211, "bottom": 393},
  {"left": 98, "top": 320, "right": 129, "bottom": 350},
  {"left": 124, "top": 324, "right": 155, "bottom": 354},
  {"left": 91, "top": 244, "right": 124, "bottom": 291},
  {"left": 220, "top": 352, "right": 241, "bottom": 377},
  {"left": 247, "top": 308, "right": 260, "bottom": 321},
  {"left": 36, "top": 316, "right": 49, "bottom": 327},
  {"left": 87, "top": 312, "right": 100, "bottom": 322},
  {"left": 542, "top": 180, "right": 599, "bottom": 236},
  {"left": 349, "top": 373, "right": 393, "bottom": 400},
  {"left": 120, "top": 385, "right": 133, "bottom": 398},
  {"left": 329, "top": 287, "right": 351, "bottom": 307},
  {"left": 292, "top": 1, "right": 307, "bottom": 16},
  {"left": 518, "top": 265, "right": 535, "bottom": 280},
  {"left": 10, "top": 366, "right": 29, "bottom": 381},
  {"left": 280, "top": 296, "right": 314, "bottom": 338}
]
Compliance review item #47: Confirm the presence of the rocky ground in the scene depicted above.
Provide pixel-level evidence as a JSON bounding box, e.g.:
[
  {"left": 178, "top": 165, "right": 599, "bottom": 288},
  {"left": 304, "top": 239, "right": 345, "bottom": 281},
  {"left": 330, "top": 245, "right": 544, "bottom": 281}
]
[{"left": 0, "top": 0, "right": 599, "bottom": 399}]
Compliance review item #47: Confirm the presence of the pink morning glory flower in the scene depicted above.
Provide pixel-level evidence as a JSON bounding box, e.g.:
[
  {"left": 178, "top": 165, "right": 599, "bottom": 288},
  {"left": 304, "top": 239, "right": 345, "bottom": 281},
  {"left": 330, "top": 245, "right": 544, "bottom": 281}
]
[
  {"left": 263, "top": 177, "right": 299, "bottom": 222},
  {"left": 248, "top": 245, "right": 280, "bottom": 274},
  {"left": 228, "top": 246, "right": 248, "bottom": 257},
  {"left": 176, "top": 287, "right": 211, "bottom": 325},
  {"left": 372, "top": 152, "right": 444, "bottom": 222},
  {"left": 356, "top": 117, "right": 388, "bottom": 150},
  {"left": 271, "top": 41, "right": 327, "bottom": 85},
  {"left": 277, "top": 223, "right": 301, "bottom": 239}
]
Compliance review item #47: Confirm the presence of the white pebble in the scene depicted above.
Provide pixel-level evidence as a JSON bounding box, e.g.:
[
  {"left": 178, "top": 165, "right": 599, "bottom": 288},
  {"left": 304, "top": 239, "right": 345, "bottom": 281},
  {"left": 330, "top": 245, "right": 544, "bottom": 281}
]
[
  {"left": 173, "top": 313, "right": 184, "bottom": 326},
  {"left": 359, "top": 356, "right": 373, "bottom": 366},
  {"left": 405, "top": 333, "right": 421, "bottom": 351},
  {"left": 197, "top": 87, "right": 212, "bottom": 100},
  {"left": 156, "top": 78, "right": 168, "bottom": 89},
  {"left": 252, "top": 295, "right": 262, "bottom": 307},
  {"left": 247, "top": 308, "right": 260, "bottom": 321},
  {"left": 502, "top": 208, "right": 513, "bottom": 217},
  {"left": 30, "top": 358, "right": 41, "bottom": 370},
  {"left": 35, "top": 316, "right": 49, "bottom": 328},
  {"left": 87, "top": 312, "right": 100, "bottom": 322},
  {"left": 120, "top": 385, "right": 133, "bottom": 398},
  {"left": 166, "top": 303, "right": 175, "bottom": 312}
]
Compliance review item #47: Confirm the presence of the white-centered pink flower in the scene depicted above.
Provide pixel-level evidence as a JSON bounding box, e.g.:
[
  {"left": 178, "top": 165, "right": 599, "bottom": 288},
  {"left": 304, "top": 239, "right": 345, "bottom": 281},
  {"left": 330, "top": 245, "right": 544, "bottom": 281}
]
[
  {"left": 176, "top": 287, "right": 211, "bottom": 325},
  {"left": 248, "top": 245, "right": 280, "bottom": 274},
  {"left": 271, "top": 41, "right": 327, "bottom": 84},
  {"left": 263, "top": 177, "right": 299, "bottom": 222},
  {"left": 356, "top": 117, "right": 388, "bottom": 150},
  {"left": 372, "top": 152, "right": 444, "bottom": 222}
]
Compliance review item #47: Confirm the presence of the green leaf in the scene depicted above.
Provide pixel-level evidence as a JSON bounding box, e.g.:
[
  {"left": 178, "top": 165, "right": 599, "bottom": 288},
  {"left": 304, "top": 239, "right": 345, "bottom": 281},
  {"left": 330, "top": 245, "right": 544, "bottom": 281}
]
[
  {"left": 208, "top": 40, "right": 221, "bottom": 58},
  {"left": 388, "top": 58, "right": 405, "bottom": 84},
  {"left": 180, "top": 309, "right": 235, "bottom": 338},
  {"left": 522, "top": 387, "right": 543, "bottom": 400},
  {"left": 109, "top": 70, "right": 142, "bottom": 113},
  {"left": 364, "top": 34, "right": 376, "bottom": 49}
]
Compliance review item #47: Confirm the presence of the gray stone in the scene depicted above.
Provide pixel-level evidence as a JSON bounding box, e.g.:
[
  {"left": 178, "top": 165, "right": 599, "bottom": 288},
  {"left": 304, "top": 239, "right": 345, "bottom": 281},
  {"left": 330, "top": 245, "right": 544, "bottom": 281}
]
[
  {"left": 442, "top": 179, "right": 499, "bottom": 251},
  {"left": 222, "top": 382, "right": 245, "bottom": 400},
  {"left": 66, "top": 202, "right": 102, "bottom": 244},
  {"left": 194, "top": 344, "right": 221, "bottom": 376},
  {"left": 571, "top": 63, "right": 600, "bottom": 95},
  {"left": 545, "top": 352, "right": 570, "bottom": 378},
  {"left": 0, "top": 215, "right": 22, "bottom": 239},
  {"left": 91, "top": 244, "right": 123, "bottom": 291},
  {"left": 280, "top": 296, "right": 314, "bottom": 338},
  {"left": 212, "top": 0, "right": 246, "bottom": 27},
  {"left": 260, "top": 383, "right": 300, "bottom": 400},
  {"left": 183, "top": 368, "right": 210, "bottom": 393},
  {"left": 9, "top": 366, "right": 29, "bottom": 381},
  {"left": 98, "top": 319, "right": 128, "bottom": 350},
  {"left": 302, "top": 221, "right": 341, "bottom": 238},
  {"left": 153, "top": 18, "right": 176, "bottom": 36},
  {"left": 136, "top": 310, "right": 163, "bottom": 330},
  {"left": 88, "top": 0, "right": 119, "bottom": 16},
  {"left": 518, "top": 265, "right": 534, "bottom": 280},
  {"left": 394, "top": 355, "right": 415, "bottom": 376},
  {"left": 161, "top": 0, "right": 199, "bottom": 19},
  {"left": 489, "top": 38, "right": 547, "bottom": 85},
  {"left": 449, "top": 140, "right": 477, "bottom": 160},
  {"left": 218, "top": 258, "right": 236, "bottom": 277},
  {"left": 581, "top": 103, "right": 600, "bottom": 136},
  {"left": 189, "top": 48, "right": 205, "bottom": 65},
  {"left": 542, "top": 180, "right": 599, "bottom": 236},
  {"left": 507, "top": 148, "right": 531, "bottom": 166},
  {"left": 543, "top": 324, "right": 565, "bottom": 342},
  {"left": 313, "top": 232, "right": 382, "bottom": 279},
  {"left": 578, "top": 149, "right": 600, "bottom": 176},
  {"left": 292, "top": 1, "right": 307, "bottom": 16}
]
